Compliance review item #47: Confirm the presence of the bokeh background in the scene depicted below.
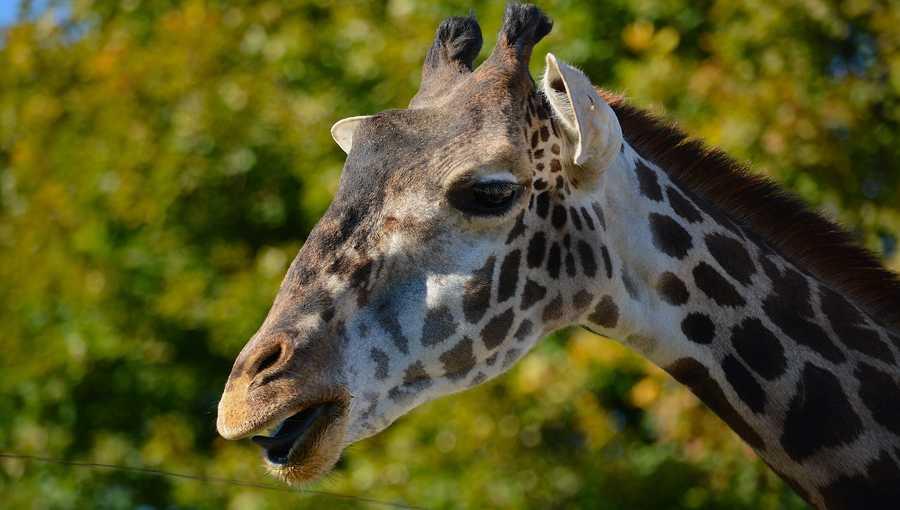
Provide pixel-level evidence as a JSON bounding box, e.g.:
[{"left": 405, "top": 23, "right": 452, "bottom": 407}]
[{"left": 2, "top": 0, "right": 899, "bottom": 508}]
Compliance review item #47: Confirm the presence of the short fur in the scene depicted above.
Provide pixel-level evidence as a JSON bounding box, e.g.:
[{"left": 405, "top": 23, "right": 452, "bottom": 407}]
[{"left": 601, "top": 92, "right": 900, "bottom": 330}]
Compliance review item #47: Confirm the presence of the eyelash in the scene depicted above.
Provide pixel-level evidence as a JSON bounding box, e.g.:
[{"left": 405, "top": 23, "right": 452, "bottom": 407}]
[{"left": 447, "top": 179, "right": 523, "bottom": 216}]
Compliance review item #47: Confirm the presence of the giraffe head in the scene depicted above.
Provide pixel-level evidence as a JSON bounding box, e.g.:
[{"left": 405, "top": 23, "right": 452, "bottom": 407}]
[{"left": 217, "top": 5, "right": 623, "bottom": 483}]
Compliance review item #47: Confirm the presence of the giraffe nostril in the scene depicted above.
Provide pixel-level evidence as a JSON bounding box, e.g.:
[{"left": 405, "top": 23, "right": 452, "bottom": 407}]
[{"left": 252, "top": 344, "right": 283, "bottom": 379}]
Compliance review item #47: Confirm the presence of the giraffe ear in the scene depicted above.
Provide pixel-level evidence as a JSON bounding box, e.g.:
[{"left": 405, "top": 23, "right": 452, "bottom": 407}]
[
  {"left": 542, "top": 53, "right": 622, "bottom": 174},
  {"left": 330, "top": 115, "right": 373, "bottom": 154}
]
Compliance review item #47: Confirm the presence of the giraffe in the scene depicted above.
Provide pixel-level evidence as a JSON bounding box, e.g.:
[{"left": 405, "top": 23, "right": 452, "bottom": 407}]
[{"left": 216, "top": 5, "right": 900, "bottom": 508}]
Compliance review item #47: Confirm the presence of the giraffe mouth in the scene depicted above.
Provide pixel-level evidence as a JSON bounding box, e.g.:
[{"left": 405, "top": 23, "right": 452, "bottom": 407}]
[{"left": 251, "top": 401, "right": 342, "bottom": 466}]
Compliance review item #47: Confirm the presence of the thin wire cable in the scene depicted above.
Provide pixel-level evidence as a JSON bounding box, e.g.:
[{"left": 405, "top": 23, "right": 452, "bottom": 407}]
[{"left": 0, "top": 452, "right": 424, "bottom": 510}]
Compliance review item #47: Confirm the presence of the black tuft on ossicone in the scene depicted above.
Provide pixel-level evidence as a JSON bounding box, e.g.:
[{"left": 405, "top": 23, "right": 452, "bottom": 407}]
[
  {"left": 425, "top": 15, "right": 483, "bottom": 72},
  {"left": 411, "top": 14, "right": 484, "bottom": 107},
  {"left": 498, "top": 3, "right": 553, "bottom": 53}
]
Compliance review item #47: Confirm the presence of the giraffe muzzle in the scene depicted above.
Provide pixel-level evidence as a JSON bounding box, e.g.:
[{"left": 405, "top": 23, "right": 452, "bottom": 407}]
[
  {"left": 251, "top": 401, "right": 341, "bottom": 465},
  {"left": 217, "top": 321, "right": 351, "bottom": 482}
]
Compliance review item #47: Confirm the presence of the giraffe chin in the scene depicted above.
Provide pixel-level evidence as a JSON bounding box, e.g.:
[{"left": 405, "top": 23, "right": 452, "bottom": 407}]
[{"left": 256, "top": 402, "right": 349, "bottom": 484}]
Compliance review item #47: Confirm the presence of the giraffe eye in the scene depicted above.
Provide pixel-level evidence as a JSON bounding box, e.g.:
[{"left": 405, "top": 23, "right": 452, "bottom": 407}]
[{"left": 448, "top": 180, "right": 523, "bottom": 216}]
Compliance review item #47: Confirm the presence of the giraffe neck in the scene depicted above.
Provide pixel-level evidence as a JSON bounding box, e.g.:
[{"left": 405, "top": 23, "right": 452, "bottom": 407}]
[{"left": 578, "top": 141, "right": 900, "bottom": 509}]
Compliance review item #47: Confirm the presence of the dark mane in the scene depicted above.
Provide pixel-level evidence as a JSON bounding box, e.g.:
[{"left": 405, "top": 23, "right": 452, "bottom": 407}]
[{"left": 602, "top": 92, "right": 900, "bottom": 331}]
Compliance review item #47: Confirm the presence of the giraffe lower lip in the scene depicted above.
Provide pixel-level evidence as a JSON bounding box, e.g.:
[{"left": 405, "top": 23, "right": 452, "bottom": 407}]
[{"left": 251, "top": 403, "right": 335, "bottom": 464}]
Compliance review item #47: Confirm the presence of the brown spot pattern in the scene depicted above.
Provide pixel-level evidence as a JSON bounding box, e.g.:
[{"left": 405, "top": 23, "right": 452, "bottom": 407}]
[
  {"left": 542, "top": 293, "right": 563, "bottom": 322},
  {"left": 780, "top": 363, "right": 862, "bottom": 461},
  {"left": 588, "top": 295, "right": 619, "bottom": 328},
  {"left": 649, "top": 213, "right": 693, "bottom": 259},
  {"left": 481, "top": 308, "right": 515, "bottom": 349},
  {"left": 730, "top": 318, "right": 786, "bottom": 380},
  {"left": 705, "top": 233, "right": 756, "bottom": 286},
  {"left": 498, "top": 250, "right": 522, "bottom": 303},
  {"left": 658, "top": 272, "right": 689, "bottom": 305},
  {"left": 421, "top": 305, "right": 458, "bottom": 347},
  {"left": 721, "top": 354, "right": 767, "bottom": 414},
  {"left": 693, "top": 262, "right": 746, "bottom": 307},
  {"left": 635, "top": 160, "right": 663, "bottom": 201},
  {"left": 666, "top": 186, "right": 702, "bottom": 223},
  {"left": 821, "top": 286, "right": 894, "bottom": 364},
  {"left": 440, "top": 337, "right": 476, "bottom": 381},
  {"left": 463, "top": 256, "right": 495, "bottom": 324},
  {"left": 666, "top": 357, "right": 764, "bottom": 450}
]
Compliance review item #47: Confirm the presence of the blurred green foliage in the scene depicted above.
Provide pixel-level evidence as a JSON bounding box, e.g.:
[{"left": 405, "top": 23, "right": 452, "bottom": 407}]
[{"left": 1, "top": 0, "right": 898, "bottom": 508}]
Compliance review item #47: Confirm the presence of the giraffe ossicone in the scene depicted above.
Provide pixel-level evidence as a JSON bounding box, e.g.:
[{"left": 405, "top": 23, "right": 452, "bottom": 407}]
[{"left": 217, "top": 5, "right": 900, "bottom": 509}]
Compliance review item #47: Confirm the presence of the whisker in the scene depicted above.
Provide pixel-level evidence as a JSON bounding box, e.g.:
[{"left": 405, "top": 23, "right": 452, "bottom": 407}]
[{"left": 0, "top": 452, "right": 424, "bottom": 510}]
